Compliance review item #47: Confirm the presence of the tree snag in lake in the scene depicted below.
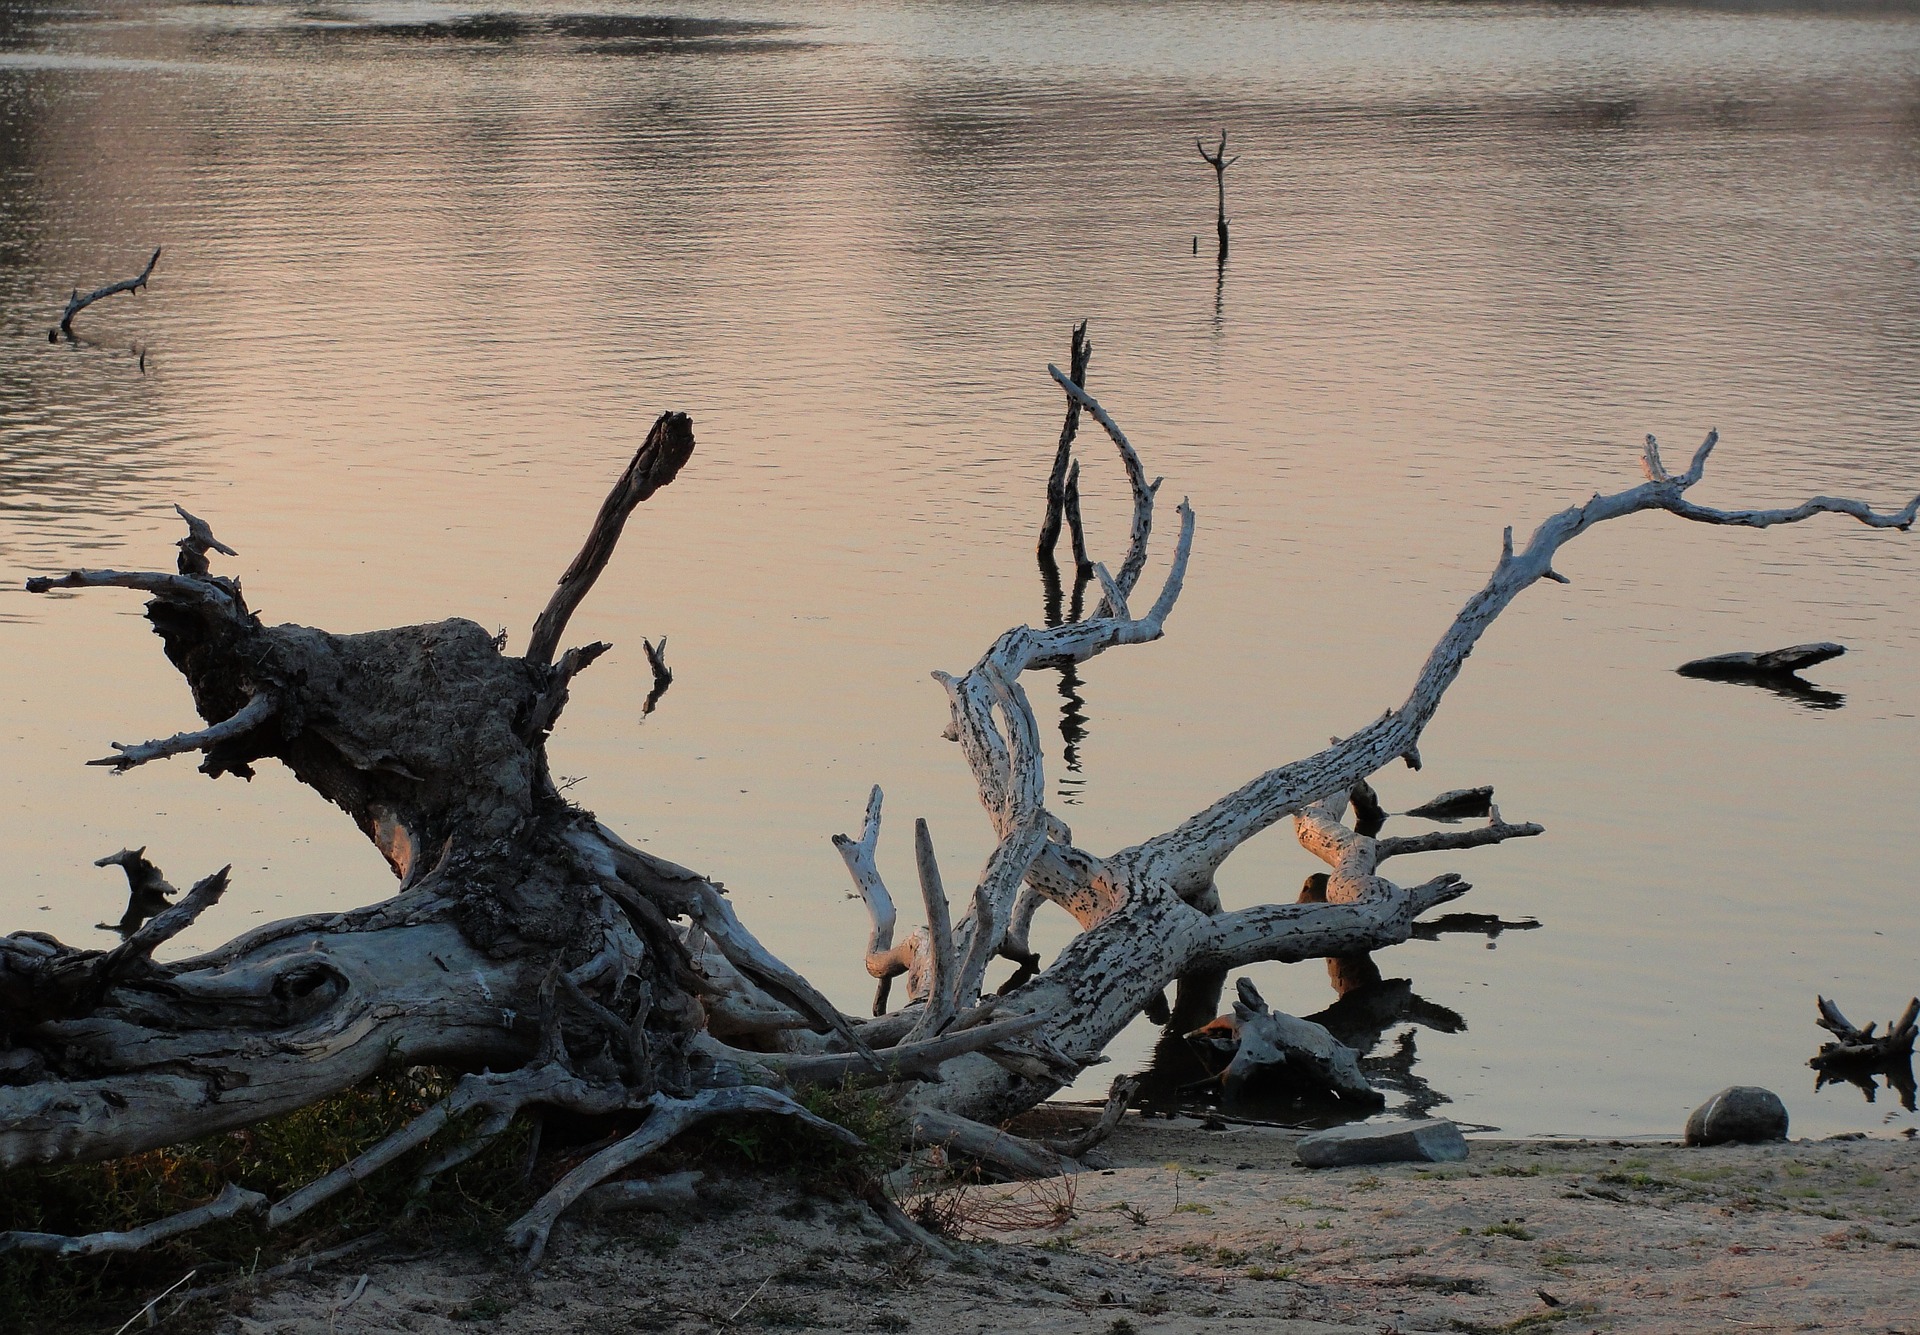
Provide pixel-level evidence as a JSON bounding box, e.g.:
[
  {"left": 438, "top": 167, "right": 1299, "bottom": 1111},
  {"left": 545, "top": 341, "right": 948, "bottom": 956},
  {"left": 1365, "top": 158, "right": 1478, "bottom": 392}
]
[
  {"left": 1196, "top": 130, "right": 1236, "bottom": 260},
  {"left": 50, "top": 246, "right": 161, "bottom": 341},
  {"left": 2, "top": 357, "right": 1916, "bottom": 1263}
]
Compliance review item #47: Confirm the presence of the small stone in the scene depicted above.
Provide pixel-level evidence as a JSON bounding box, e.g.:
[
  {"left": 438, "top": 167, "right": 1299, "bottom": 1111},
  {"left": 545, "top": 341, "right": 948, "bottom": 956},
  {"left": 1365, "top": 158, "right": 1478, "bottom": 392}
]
[
  {"left": 1684, "top": 1086, "right": 1789, "bottom": 1146},
  {"left": 1295, "top": 1118, "right": 1469, "bottom": 1168}
]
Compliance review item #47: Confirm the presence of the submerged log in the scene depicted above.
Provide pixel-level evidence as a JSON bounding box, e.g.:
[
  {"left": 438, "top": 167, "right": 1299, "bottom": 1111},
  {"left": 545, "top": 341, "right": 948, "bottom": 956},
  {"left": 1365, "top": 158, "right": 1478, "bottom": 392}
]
[
  {"left": 1679, "top": 642, "right": 1846, "bottom": 678},
  {"left": 1810, "top": 997, "right": 1918, "bottom": 1112},
  {"left": 1, "top": 347, "right": 1916, "bottom": 1262},
  {"left": 51, "top": 247, "right": 161, "bottom": 340},
  {"left": 1196, "top": 131, "right": 1236, "bottom": 259}
]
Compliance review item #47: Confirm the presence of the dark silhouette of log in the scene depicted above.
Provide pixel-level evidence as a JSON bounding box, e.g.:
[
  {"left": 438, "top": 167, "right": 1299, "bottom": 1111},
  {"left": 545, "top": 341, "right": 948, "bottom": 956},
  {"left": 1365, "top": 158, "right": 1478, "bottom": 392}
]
[
  {"left": 1196, "top": 131, "right": 1237, "bottom": 260},
  {"left": 1679, "top": 642, "right": 1848, "bottom": 710},
  {"left": 51, "top": 247, "right": 160, "bottom": 341},
  {"left": 1037, "top": 321, "right": 1091, "bottom": 561},
  {"left": 1811, "top": 996, "right": 1918, "bottom": 1112}
]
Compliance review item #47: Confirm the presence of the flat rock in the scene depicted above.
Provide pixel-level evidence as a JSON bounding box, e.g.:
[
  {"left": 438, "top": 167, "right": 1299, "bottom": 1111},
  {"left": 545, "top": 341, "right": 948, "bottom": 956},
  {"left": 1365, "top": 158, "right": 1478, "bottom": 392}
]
[
  {"left": 1296, "top": 1117, "right": 1469, "bottom": 1168},
  {"left": 1685, "top": 1086, "right": 1789, "bottom": 1146}
]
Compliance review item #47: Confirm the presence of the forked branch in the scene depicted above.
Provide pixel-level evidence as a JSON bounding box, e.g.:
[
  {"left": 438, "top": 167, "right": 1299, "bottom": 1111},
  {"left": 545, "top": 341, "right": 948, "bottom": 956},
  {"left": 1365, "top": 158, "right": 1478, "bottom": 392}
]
[{"left": 1117, "top": 432, "right": 1920, "bottom": 900}]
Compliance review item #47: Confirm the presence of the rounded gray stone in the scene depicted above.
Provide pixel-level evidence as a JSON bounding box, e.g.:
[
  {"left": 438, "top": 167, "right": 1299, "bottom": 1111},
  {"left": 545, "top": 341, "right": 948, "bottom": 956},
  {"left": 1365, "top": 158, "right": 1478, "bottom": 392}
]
[
  {"left": 1295, "top": 1117, "right": 1469, "bottom": 1168},
  {"left": 1684, "top": 1086, "right": 1789, "bottom": 1146}
]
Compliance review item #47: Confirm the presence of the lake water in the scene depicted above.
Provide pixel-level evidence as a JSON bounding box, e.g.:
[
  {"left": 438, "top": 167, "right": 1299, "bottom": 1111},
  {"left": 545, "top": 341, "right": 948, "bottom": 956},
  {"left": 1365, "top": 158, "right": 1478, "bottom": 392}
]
[{"left": 2, "top": 0, "right": 1917, "bottom": 1139}]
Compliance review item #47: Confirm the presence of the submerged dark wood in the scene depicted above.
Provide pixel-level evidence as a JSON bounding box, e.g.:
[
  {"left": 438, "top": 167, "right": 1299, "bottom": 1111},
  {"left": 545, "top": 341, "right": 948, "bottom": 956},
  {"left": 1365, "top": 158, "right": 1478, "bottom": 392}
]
[{"left": 53, "top": 247, "right": 160, "bottom": 339}]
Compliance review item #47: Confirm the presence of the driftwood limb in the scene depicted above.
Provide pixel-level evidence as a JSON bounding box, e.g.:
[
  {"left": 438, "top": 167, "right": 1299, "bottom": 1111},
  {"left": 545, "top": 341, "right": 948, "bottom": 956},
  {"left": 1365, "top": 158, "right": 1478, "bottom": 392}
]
[
  {"left": 1404, "top": 786, "right": 1494, "bottom": 822},
  {"left": 89, "top": 692, "right": 278, "bottom": 772},
  {"left": 1038, "top": 321, "right": 1091, "bottom": 561},
  {"left": 93, "top": 848, "right": 176, "bottom": 938},
  {"left": 53, "top": 247, "right": 160, "bottom": 340},
  {"left": 1680, "top": 642, "right": 1846, "bottom": 678},
  {"left": 1374, "top": 810, "right": 1544, "bottom": 862},
  {"left": 907, "top": 1107, "right": 1082, "bottom": 1180},
  {"left": 834, "top": 786, "right": 920, "bottom": 994},
  {"left": 1042, "top": 1074, "right": 1138, "bottom": 1158},
  {"left": 1062, "top": 461, "right": 1092, "bottom": 578},
  {"left": 1196, "top": 132, "right": 1237, "bottom": 258},
  {"left": 1111, "top": 431, "right": 1919, "bottom": 907},
  {"left": 172, "top": 505, "right": 237, "bottom": 576},
  {"left": 1811, "top": 996, "right": 1919, "bottom": 1111},
  {"left": 1218, "top": 978, "right": 1379, "bottom": 1103},
  {"left": 641, "top": 636, "right": 673, "bottom": 715},
  {"left": 1813, "top": 996, "right": 1918, "bottom": 1065},
  {"left": 1048, "top": 369, "right": 1162, "bottom": 617},
  {"left": 580, "top": 1169, "right": 702, "bottom": 1216},
  {"left": 506, "top": 1085, "right": 862, "bottom": 1261},
  {"left": 0, "top": 1181, "right": 263, "bottom": 1257},
  {"left": 907, "top": 818, "right": 959, "bottom": 1040},
  {"left": 1679, "top": 642, "right": 1849, "bottom": 709},
  {"left": 526, "top": 411, "right": 694, "bottom": 668}
]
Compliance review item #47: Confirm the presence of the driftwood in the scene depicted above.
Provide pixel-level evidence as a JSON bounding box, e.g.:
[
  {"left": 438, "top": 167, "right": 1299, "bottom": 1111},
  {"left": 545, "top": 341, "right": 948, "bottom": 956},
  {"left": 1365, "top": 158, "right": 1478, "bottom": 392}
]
[
  {"left": 1186, "top": 979, "right": 1379, "bottom": 1105},
  {"left": 51, "top": 247, "right": 161, "bottom": 341},
  {"left": 1679, "top": 642, "right": 1848, "bottom": 710},
  {"left": 1, "top": 348, "right": 1916, "bottom": 1263},
  {"left": 1810, "top": 996, "right": 1918, "bottom": 1110},
  {"left": 641, "top": 636, "right": 673, "bottom": 716},
  {"left": 1196, "top": 131, "right": 1236, "bottom": 260}
]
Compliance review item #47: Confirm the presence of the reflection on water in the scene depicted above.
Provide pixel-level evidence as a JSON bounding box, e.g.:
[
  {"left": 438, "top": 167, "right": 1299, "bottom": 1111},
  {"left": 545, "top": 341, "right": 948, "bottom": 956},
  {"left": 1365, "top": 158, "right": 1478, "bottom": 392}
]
[{"left": 1, "top": 0, "right": 1918, "bottom": 1138}]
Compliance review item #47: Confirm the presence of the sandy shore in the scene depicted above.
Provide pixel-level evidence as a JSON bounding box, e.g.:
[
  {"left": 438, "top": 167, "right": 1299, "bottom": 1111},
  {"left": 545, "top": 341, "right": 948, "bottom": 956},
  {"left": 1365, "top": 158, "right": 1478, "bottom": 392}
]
[{"left": 224, "top": 1112, "right": 1920, "bottom": 1335}]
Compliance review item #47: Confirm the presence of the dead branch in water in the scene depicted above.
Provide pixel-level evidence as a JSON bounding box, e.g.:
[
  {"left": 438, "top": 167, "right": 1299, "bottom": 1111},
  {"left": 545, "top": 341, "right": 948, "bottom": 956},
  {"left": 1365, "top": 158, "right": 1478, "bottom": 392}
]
[{"left": 52, "top": 247, "right": 161, "bottom": 340}]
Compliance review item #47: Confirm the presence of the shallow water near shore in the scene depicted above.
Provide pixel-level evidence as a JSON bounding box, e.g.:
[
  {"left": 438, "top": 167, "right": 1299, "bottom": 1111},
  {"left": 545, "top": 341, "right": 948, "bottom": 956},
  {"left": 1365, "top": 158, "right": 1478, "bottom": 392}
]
[{"left": 1, "top": 0, "right": 1916, "bottom": 1138}]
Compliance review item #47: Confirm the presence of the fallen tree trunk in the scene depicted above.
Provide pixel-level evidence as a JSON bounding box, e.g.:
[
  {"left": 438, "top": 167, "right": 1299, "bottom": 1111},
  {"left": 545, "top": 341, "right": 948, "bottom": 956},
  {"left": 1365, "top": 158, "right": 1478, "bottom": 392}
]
[{"left": 2, "top": 344, "right": 1916, "bottom": 1261}]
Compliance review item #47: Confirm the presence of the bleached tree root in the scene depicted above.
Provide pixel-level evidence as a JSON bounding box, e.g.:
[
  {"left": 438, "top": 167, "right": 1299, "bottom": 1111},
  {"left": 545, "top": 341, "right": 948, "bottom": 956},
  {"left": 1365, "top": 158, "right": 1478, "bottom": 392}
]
[
  {"left": 580, "top": 1169, "right": 702, "bottom": 1216},
  {"left": 2, "top": 338, "right": 1914, "bottom": 1270}
]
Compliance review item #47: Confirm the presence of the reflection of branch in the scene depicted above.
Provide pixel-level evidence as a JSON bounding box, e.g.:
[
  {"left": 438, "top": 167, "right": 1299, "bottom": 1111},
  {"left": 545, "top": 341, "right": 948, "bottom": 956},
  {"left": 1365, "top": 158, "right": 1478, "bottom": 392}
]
[{"left": 1410, "top": 912, "right": 1541, "bottom": 942}]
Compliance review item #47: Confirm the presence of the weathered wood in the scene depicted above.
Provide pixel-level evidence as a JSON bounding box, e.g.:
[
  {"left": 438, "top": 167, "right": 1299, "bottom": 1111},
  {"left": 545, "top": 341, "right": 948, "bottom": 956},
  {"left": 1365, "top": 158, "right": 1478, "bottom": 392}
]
[
  {"left": 1038, "top": 321, "right": 1091, "bottom": 560},
  {"left": 1196, "top": 132, "right": 1236, "bottom": 259},
  {"left": 52, "top": 247, "right": 160, "bottom": 340},
  {"left": 1812, "top": 995, "right": 1918, "bottom": 1066},
  {"left": 1679, "top": 642, "right": 1846, "bottom": 678},
  {"left": 526, "top": 411, "right": 694, "bottom": 667},
  {"left": 1195, "top": 979, "right": 1380, "bottom": 1104},
  {"left": 2, "top": 349, "right": 1915, "bottom": 1265},
  {"left": 641, "top": 636, "right": 673, "bottom": 715}
]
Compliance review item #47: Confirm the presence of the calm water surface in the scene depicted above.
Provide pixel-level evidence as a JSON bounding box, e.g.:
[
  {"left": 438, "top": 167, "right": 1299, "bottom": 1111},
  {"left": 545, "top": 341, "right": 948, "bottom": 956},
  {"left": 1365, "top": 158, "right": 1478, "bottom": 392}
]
[{"left": 1, "top": 0, "right": 1917, "bottom": 1137}]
